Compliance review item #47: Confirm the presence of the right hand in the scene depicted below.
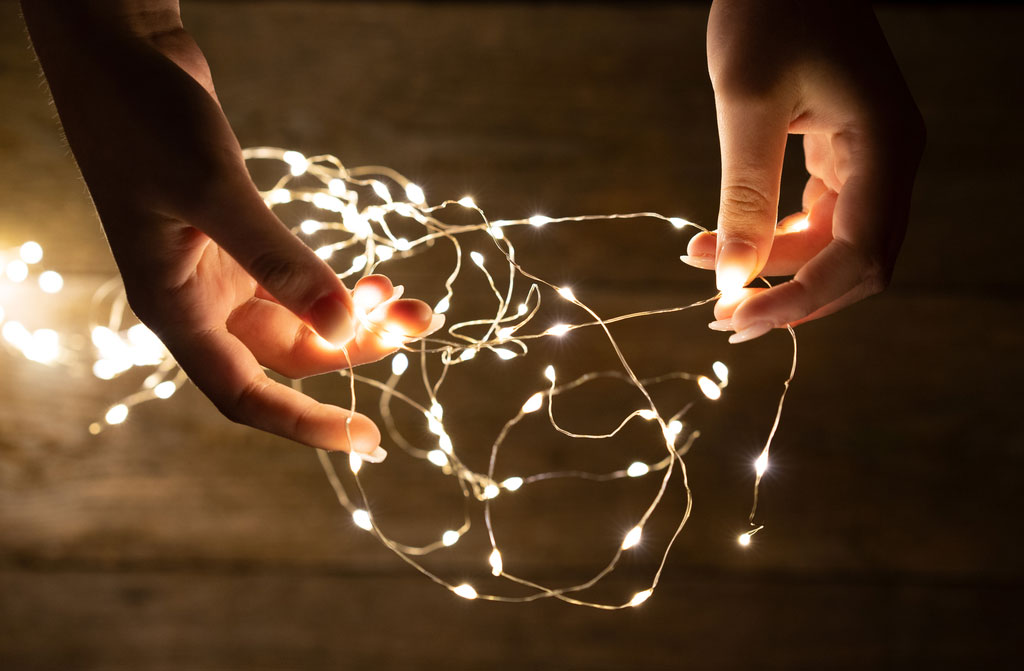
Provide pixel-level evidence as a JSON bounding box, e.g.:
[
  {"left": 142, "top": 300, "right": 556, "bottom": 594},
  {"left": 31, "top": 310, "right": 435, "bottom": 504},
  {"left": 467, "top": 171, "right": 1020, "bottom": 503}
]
[{"left": 22, "top": 2, "right": 441, "bottom": 460}]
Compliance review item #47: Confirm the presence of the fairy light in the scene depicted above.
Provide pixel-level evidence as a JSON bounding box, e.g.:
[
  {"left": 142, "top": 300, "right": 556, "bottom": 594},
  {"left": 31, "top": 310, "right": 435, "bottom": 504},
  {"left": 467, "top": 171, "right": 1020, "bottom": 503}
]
[
  {"left": 20, "top": 241, "right": 43, "bottom": 264},
  {"left": 38, "top": 270, "right": 63, "bottom": 293},
  {"left": 2, "top": 148, "right": 798, "bottom": 610},
  {"left": 621, "top": 526, "right": 643, "bottom": 550}
]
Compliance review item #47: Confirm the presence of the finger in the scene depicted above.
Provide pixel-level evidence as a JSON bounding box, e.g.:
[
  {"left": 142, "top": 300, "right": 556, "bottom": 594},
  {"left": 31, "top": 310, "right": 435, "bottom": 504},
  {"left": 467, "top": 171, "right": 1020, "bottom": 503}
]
[
  {"left": 802, "top": 175, "right": 829, "bottom": 212},
  {"left": 164, "top": 326, "right": 383, "bottom": 457},
  {"left": 189, "top": 170, "right": 356, "bottom": 345},
  {"left": 683, "top": 189, "right": 836, "bottom": 276},
  {"left": 803, "top": 134, "right": 842, "bottom": 192},
  {"left": 227, "top": 294, "right": 439, "bottom": 378},
  {"left": 713, "top": 95, "right": 791, "bottom": 292},
  {"left": 709, "top": 287, "right": 765, "bottom": 328}
]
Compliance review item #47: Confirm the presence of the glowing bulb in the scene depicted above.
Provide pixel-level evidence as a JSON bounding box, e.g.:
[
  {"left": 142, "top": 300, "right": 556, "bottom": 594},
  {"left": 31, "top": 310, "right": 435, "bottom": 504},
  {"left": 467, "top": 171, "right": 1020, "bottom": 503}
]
[
  {"left": 458, "top": 196, "right": 476, "bottom": 208},
  {"left": 629, "top": 589, "right": 653, "bottom": 607},
  {"left": 438, "top": 433, "right": 454, "bottom": 454},
  {"left": 427, "top": 450, "right": 448, "bottom": 467},
  {"left": 697, "top": 375, "right": 722, "bottom": 400},
  {"left": 328, "top": 178, "right": 347, "bottom": 196},
  {"left": 19, "top": 241, "right": 43, "bottom": 264},
  {"left": 738, "top": 533, "right": 752, "bottom": 547},
  {"left": 434, "top": 296, "right": 450, "bottom": 314},
  {"left": 442, "top": 530, "right": 460, "bottom": 546},
  {"left": 38, "top": 270, "right": 63, "bottom": 293},
  {"left": 453, "top": 584, "right": 478, "bottom": 600},
  {"left": 300, "top": 219, "right": 321, "bottom": 235},
  {"left": 105, "top": 404, "right": 129, "bottom": 425},
  {"left": 786, "top": 215, "right": 810, "bottom": 232},
  {"left": 376, "top": 246, "right": 394, "bottom": 261},
  {"left": 370, "top": 181, "right": 391, "bottom": 202},
  {"left": 267, "top": 188, "right": 291, "bottom": 204},
  {"left": 88, "top": 423, "right": 101, "bottom": 436},
  {"left": 25, "top": 329, "right": 59, "bottom": 363},
  {"left": 315, "top": 246, "right": 334, "bottom": 260},
  {"left": 470, "top": 251, "right": 485, "bottom": 267},
  {"left": 529, "top": 215, "right": 551, "bottom": 227},
  {"left": 349, "top": 452, "right": 364, "bottom": 474},
  {"left": 637, "top": 409, "right": 657, "bottom": 420},
  {"left": 712, "top": 360, "right": 729, "bottom": 384},
  {"left": 311, "top": 193, "right": 344, "bottom": 212},
  {"left": 626, "top": 462, "right": 649, "bottom": 478},
  {"left": 622, "top": 526, "right": 643, "bottom": 550},
  {"left": 543, "top": 365, "right": 556, "bottom": 382},
  {"left": 427, "top": 416, "right": 444, "bottom": 436},
  {"left": 352, "top": 509, "right": 372, "bottom": 530},
  {"left": 458, "top": 348, "right": 476, "bottom": 361},
  {"left": 488, "top": 225, "right": 504, "bottom": 239},
  {"left": 391, "top": 352, "right": 409, "bottom": 376},
  {"left": 557, "top": 286, "right": 575, "bottom": 301},
  {"left": 430, "top": 401, "right": 444, "bottom": 419},
  {"left": 282, "top": 150, "right": 308, "bottom": 176},
  {"left": 669, "top": 217, "right": 691, "bottom": 230},
  {"left": 716, "top": 264, "right": 748, "bottom": 293},
  {"left": 405, "top": 182, "right": 425, "bottom": 204},
  {"left": 502, "top": 476, "right": 524, "bottom": 491},
  {"left": 496, "top": 327, "right": 514, "bottom": 340},
  {"left": 755, "top": 452, "right": 769, "bottom": 477},
  {"left": 349, "top": 255, "right": 368, "bottom": 273},
  {"left": 494, "top": 348, "right": 516, "bottom": 360},
  {"left": 154, "top": 381, "right": 176, "bottom": 399},
  {"left": 489, "top": 548, "right": 504, "bottom": 576},
  {"left": 517, "top": 303, "right": 528, "bottom": 316},
  {"left": 665, "top": 419, "right": 683, "bottom": 439},
  {"left": 5, "top": 259, "right": 28, "bottom": 283},
  {"left": 92, "top": 359, "right": 120, "bottom": 380},
  {"left": 2, "top": 321, "right": 31, "bottom": 349},
  {"left": 545, "top": 323, "right": 570, "bottom": 337},
  {"left": 395, "top": 238, "right": 411, "bottom": 251},
  {"left": 521, "top": 392, "right": 544, "bottom": 414},
  {"left": 483, "top": 484, "right": 500, "bottom": 500}
]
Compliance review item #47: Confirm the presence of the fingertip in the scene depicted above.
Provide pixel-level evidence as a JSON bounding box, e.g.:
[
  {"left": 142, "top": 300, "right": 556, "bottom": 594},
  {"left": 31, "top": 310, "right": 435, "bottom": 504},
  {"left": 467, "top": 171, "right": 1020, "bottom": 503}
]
[
  {"left": 353, "top": 274, "right": 395, "bottom": 312},
  {"left": 686, "top": 231, "right": 717, "bottom": 257}
]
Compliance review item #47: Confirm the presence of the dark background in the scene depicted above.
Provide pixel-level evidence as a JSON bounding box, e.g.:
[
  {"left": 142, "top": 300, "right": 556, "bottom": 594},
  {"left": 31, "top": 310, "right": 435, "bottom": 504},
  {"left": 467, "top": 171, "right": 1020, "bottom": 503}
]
[{"left": 1, "top": 1, "right": 1022, "bottom": 669}]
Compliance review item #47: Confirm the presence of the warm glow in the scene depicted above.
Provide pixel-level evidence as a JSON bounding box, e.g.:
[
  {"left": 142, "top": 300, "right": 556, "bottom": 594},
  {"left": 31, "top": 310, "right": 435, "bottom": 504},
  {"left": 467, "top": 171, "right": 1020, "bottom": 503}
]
[
  {"left": 489, "top": 548, "right": 504, "bottom": 576},
  {"left": 453, "top": 584, "right": 478, "bottom": 600},
  {"left": 697, "top": 375, "right": 722, "bottom": 400},
  {"left": 352, "top": 509, "right": 372, "bottom": 530},
  {"left": 622, "top": 526, "right": 643, "bottom": 550},
  {"left": 629, "top": 589, "right": 652, "bottom": 607},
  {"left": 38, "top": 270, "right": 63, "bottom": 293},
  {"left": 521, "top": 392, "right": 544, "bottom": 414}
]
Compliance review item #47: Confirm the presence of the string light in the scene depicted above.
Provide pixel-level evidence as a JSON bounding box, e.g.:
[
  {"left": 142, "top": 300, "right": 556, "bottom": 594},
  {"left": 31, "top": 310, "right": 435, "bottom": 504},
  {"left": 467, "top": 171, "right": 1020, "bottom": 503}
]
[{"left": 0, "top": 148, "right": 798, "bottom": 610}]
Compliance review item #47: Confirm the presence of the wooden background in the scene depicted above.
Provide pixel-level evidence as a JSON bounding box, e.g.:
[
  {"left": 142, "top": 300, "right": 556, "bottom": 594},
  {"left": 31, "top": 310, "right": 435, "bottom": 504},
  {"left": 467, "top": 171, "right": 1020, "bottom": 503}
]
[{"left": 1, "top": 1, "right": 1022, "bottom": 669}]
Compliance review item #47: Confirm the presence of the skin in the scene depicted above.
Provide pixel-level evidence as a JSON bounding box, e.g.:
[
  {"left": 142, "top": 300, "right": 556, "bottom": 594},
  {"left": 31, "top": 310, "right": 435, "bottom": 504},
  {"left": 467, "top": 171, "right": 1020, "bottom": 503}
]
[
  {"left": 20, "top": 0, "right": 442, "bottom": 459},
  {"left": 683, "top": 0, "right": 925, "bottom": 343},
  {"left": 19, "top": 0, "right": 923, "bottom": 454}
]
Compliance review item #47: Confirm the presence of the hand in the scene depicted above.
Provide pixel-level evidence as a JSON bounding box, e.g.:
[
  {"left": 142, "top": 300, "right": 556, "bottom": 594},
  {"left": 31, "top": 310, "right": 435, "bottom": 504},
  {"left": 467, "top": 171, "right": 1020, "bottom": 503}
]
[
  {"left": 22, "top": 2, "right": 441, "bottom": 459},
  {"left": 682, "top": 0, "right": 925, "bottom": 342}
]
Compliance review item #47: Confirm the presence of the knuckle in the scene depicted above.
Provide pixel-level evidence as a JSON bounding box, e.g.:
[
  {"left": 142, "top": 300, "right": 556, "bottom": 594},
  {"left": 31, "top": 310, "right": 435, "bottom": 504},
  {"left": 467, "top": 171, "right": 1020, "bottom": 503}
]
[
  {"left": 247, "top": 251, "right": 313, "bottom": 303},
  {"left": 720, "top": 183, "right": 774, "bottom": 220},
  {"left": 222, "top": 376, "right": 269, "bottom": 427}
]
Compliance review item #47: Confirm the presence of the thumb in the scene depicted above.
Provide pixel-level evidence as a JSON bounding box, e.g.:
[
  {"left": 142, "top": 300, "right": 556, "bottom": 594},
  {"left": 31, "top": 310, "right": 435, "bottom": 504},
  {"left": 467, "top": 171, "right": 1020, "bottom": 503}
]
[
  {"left": 714, "top": 99, "right": 789, "bottom": 293},
  {"left": 193, "top": 172, "right": 355, "bottom": 345}
]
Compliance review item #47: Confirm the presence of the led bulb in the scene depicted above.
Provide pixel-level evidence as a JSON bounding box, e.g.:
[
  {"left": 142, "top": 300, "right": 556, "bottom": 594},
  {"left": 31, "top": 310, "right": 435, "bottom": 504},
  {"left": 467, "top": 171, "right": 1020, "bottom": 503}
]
[
  {"left": 738, "top": 533, "right": 752, "bottom": 547},
  {"left": 352, "top": 509, "right": 372, "bottom": 530},
  {"left": 442, "top": 530, "right": 460, "bottom": 547},
  {"left": 543, "top": 365, "right": 556, "bottom": 382},
  {"left": 501, "top": 476, "right": 524, "bottom": 491},
  {"left": 105, "top": 404, "right": 129, "bottom": 425},
  {"left": 483, "top": 484, "right": 500, "bottom": 500},
  {"left": 154, "top": 381, "right": 176, "bottom": 399},
  {"left": 458, "top": 349, "right": 477, "bottom": 361},
  {"left": 300, "top": 219, "right": 321, "bottom": 235},
  {"left": 494, "top": 348, "right": 517, "bottom": 360},
  {"left": 328, "top": 178, "right": 347, "bottom": 196},
  {"left": 521, "top": 392, "right": 544, "bottom": 414},
  {"left": 405, "top": 182, "right": 425, "bottom": 204},
  {"left": 529, "top": 215, "right": 551, "bottom": 227},
  {"left": 545, "top": 324, "right": 570, "bottom": 337},
  {"left": 626, "top": 462, "right": 649, "bottom": 478},
  {"left": 19, "top": 241, "right": 43, "bottom": 264},
  {"left": 5, "top": 259, "right": 28, "bottom": 283},
  {"left": 697, "top": 375, "right": 722, "bottom": 400},
  {"left": 637, "top": 409, "right": 657, "bottom": 420},
  {"left": 371, "top": 181, "right": 392, "bottom": 202},
  {"left": 438, "top": 433, "right": 454, "bottom": 454},
  {"left": 669, "top": 217, "right": 690, "bottom": 229},
  {"left": 427, "top": 450, "right": 448, "bottom": 467},
  {"left": 489, "top": 548, "right": 503, "bottom": 576},
  {"left": 712, "top": 360, "right": 729, "bottom": 384},
  {"left": 430, "top": 401, "right": 444, "bottom": 419},
  {"left": 629, "top": 589, "right": 653, "bottom": 607},
  {"left": 557, "top": 287, "right": 575, "bottom": 301},
  {"left": 453, "top": 584, "right": 478, "bottom": 600},
  {"left": 434, "top": 296, "right": 450, "bottom": 314},
  {"left": 622, "top": 526, "right": 643, "bottom": 549},
  {"left": 470, "top": 251, "right": 485, "bottom": 267},
  {"left": 391, "top": 352, "right": 409, "bottom": 376},
  {"left": 457, "top": 196, "right": 476, "bottom": 208},
  {"left": 38, "top": 270, "right": 63, "bottom": 293},
  {"left": 755, "top": 452, "right": 769, "bottom": 477}
]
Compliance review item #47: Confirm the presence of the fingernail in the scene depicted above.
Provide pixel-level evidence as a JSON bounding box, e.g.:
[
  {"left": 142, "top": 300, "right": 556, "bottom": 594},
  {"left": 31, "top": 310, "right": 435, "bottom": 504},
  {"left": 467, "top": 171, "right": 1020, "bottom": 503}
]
[
  {"left": 353, "top": 446, "right": 388, "bottom": 463},
  {"left": 708, "top": 318, "right": 734, "bottom": 331},
  {"left": 308, "top": 293, "right": 354, "bottom": 345},
  {"left": 680, "top": 254, "right": 714, "bottom": 269},
  {"left": 716, "top": 241, "right": 759, "bottom": 292},
  {"left": 390, "top": 285, "right": 405, "bottom": 301},
  {"left": 422, "top": 313, "right": 445, "bottom": 336},
  {"left": 728, "top": 321, "right": 773, "bottom": 344}
]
